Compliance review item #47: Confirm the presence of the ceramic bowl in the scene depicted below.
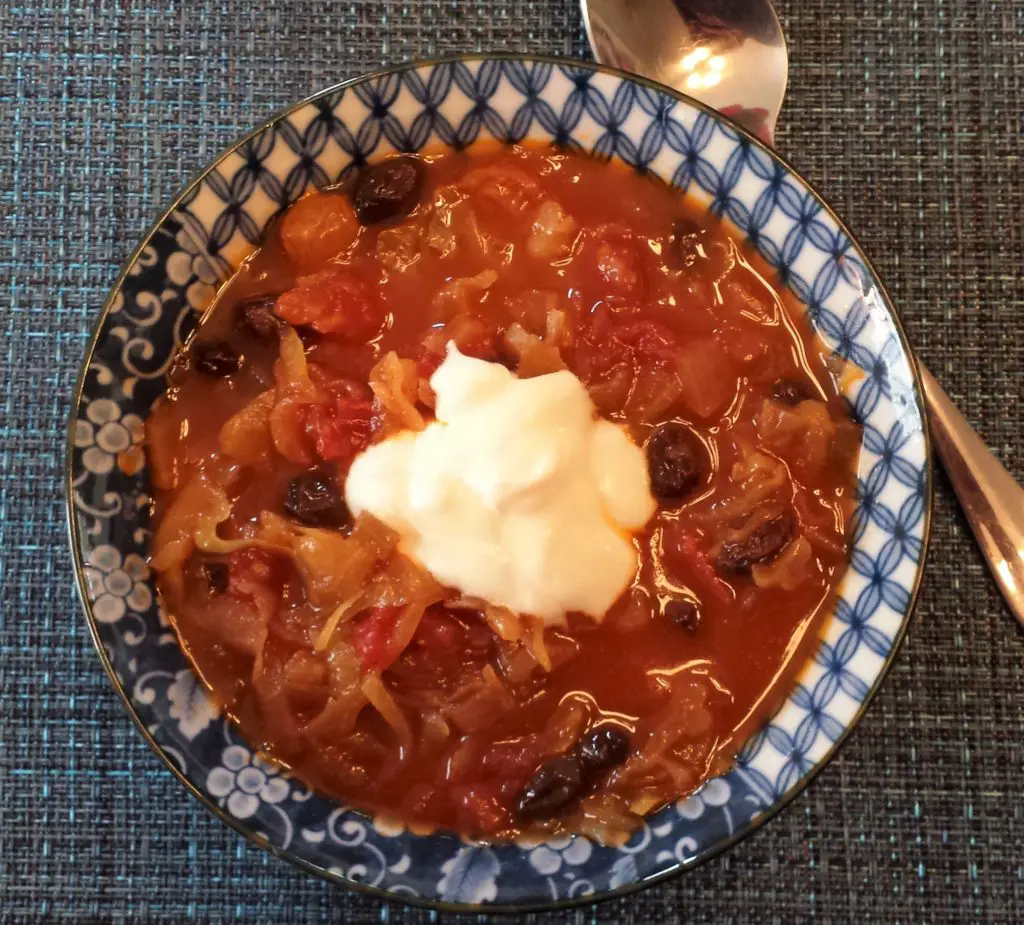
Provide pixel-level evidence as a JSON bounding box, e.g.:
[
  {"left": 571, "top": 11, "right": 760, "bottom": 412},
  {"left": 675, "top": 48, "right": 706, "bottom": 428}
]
[{"left": 66, "top": 54, "right": 931, "bottom": 911}]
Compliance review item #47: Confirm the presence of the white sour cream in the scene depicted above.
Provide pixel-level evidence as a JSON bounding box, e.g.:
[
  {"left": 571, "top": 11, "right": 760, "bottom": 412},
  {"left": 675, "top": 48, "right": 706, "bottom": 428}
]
[{"left": 345, "top": 345, "right": 656, "bottom": 625}]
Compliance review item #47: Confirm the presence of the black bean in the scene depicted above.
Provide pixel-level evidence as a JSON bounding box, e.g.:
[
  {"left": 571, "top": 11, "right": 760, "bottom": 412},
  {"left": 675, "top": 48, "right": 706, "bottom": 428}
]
[
  {"left": 351, "top": 156, "right": 426, "bottom": 225},
  {"left": 771, "top": 377, "right": 815, "bottom": 406},
  {"left": 578, "top": 726, "right": 631, "bottom": 777},
  {"left": 193, "top": 341, "right": 242, "bottom": 377},
  {"left": 235, "top": 295, "right": 282, "bottom": 342},
  {"left": 202, "top": 561, "right": 229, "bottom": 595},
  {"left": 514, "top": 754, "right": 585, "bottom": 822},
  {"left": 666, "top": 216, "right": 706, "bottom": 269},
  {"left": 646, "top": 423, "right": 706, "bottom": 502},
  {"left": 664, "top": 598, "right": 702, "bottom": 634},
  {"left": 717, "top": 511, "right": 794, "bottom": 573},
  {"left": 284, "top": 469, "right": 349, "bottom": 528}
]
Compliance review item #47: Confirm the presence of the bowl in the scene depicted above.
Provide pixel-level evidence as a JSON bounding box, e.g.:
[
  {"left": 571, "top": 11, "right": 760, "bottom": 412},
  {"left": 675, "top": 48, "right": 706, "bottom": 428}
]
[{"left": 66, "top": 54, "right": 932, "bottom": 911}]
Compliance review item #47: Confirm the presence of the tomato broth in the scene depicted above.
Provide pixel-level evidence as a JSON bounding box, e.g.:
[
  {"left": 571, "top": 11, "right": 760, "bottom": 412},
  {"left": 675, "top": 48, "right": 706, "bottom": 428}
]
[{"left": 147, "top": 145, "right": 860, "bottom": 843}]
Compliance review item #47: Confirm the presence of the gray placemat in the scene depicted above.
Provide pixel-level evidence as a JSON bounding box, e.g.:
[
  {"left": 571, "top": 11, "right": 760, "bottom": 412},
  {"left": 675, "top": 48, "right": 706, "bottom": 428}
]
[{"left": 1, "top": 1, "right": 1022, "bottom": 922}]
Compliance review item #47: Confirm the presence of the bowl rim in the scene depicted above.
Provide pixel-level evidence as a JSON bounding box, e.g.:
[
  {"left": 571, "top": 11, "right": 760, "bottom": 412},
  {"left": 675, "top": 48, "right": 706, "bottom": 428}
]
[{"left": 65, "top": 51, "right": 934, "bottom": 913}]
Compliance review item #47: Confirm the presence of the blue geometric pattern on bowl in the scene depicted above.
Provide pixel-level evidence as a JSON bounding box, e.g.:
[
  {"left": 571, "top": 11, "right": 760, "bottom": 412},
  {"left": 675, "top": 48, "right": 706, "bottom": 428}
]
[{"left": 67, "top": 55, "right": 930, "bottom": 911}]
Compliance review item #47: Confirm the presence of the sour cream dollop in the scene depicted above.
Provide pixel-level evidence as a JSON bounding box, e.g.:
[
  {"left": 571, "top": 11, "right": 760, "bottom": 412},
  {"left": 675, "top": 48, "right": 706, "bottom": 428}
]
[{"left": 345, "top": 345, "right": 657, "bottom": 625}]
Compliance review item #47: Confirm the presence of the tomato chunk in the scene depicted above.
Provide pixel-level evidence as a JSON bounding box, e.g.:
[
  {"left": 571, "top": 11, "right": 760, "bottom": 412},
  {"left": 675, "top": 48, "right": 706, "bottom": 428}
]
[
  {"left": 305, "top": 393, "right": 373, "bottom": 464},
  {"left": 574, "top": 302, "right": 677, "bottom": 380},
  {"left": 351, "top": 606, "right": 404, "bottom": 672},
  {"left": 275, "top": 267, "right": 380, "bottom": 338},
  {"left": 661, "top": 524, "right": 733, "bottom": 606}
]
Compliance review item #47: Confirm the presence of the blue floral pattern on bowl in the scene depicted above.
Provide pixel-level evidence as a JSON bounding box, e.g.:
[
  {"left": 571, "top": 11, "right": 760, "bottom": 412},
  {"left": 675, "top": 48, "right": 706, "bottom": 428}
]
[{"left": 66, "top": 55, "right": 931, "bottom": 911}]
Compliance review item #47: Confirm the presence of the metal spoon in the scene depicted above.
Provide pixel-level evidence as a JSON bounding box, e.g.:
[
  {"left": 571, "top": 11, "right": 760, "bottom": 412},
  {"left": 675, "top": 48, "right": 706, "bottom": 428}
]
[{"left": 581, "top": 0, "right": 1024, "bottom": 628}]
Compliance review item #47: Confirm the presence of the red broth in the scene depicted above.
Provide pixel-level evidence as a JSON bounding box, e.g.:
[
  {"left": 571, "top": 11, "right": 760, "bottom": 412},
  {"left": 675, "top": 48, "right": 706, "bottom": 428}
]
[{"left": 147, "top": 145, "right": 860, "bottom": 843}]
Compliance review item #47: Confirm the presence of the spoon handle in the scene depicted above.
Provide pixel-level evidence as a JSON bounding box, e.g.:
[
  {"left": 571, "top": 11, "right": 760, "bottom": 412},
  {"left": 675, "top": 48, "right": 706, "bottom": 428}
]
[{"left": 918, "top": 361, "right": 1024, "bottom": 628}]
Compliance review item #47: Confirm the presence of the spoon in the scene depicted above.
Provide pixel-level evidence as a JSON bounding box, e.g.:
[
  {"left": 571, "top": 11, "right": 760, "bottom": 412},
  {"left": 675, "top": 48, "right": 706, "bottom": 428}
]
[{"left": 581, "top": 0, "right": 1024, "bottom": 628}]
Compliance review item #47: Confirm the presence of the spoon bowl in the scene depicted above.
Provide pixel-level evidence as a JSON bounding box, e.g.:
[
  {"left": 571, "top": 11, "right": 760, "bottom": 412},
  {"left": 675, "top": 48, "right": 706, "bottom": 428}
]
[{"left": 582, "top": 0, "right": 788, "bottom": 141}]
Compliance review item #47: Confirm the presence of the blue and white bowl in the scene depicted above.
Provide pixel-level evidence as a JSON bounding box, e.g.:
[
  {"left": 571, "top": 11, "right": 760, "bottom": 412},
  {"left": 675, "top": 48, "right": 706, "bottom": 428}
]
[{"left": 66, "top": 54, "right": 932, "bottom": 911}]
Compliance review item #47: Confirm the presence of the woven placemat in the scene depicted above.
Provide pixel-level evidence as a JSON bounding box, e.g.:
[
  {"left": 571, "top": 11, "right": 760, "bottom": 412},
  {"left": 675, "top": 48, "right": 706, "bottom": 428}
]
[{"left": 1, "top": 0, "right": 1022, "bottom": 922}]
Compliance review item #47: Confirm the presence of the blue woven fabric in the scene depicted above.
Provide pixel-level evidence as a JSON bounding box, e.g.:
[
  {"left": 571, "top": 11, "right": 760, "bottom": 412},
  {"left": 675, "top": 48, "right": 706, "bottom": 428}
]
[{"left": 1, "top": 1, "right": 1022, "bottom": 923}]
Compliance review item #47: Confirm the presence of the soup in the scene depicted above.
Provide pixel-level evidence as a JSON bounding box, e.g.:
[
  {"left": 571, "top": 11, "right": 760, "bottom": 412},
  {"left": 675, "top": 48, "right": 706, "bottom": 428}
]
[{"left": 146, "top": 145, "right": 860, "bottom": 843}]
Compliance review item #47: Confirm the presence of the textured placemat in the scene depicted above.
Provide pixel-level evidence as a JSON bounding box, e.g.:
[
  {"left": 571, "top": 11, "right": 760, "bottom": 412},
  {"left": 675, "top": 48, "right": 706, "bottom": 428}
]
[{"left": 1, "top": 1, "right": 1022, "bottom": 922}]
